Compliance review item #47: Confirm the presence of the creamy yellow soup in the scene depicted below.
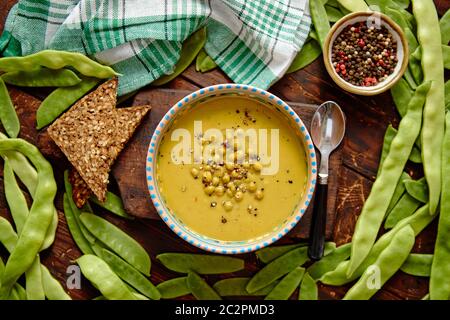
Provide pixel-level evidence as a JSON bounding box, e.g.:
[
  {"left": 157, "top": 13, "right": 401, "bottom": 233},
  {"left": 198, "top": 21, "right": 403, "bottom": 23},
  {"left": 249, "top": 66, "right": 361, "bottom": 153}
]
[{"left": 156, "top": 95, "right": 308, "bottom": 241}]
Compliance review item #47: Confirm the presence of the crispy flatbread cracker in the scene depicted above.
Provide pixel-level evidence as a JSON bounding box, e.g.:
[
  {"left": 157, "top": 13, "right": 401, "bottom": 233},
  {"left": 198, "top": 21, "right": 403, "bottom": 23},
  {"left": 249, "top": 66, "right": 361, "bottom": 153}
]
[{"left": 69, "top": 168, "right": 92, "bottom": 208}]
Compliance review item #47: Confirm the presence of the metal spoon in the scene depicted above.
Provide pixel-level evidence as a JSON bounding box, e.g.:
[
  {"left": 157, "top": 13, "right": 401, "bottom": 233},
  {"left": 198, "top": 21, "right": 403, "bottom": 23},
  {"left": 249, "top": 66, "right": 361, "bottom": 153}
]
[{"left": 308, "top": 101, "right": 346, "bottom": 261}]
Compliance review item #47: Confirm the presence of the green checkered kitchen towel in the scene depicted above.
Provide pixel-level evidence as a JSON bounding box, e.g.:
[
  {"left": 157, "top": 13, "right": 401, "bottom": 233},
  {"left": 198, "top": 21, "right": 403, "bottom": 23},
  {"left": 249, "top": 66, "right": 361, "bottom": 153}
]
[{"left": 0, "top": 0, "right": 311, "bottom": 96}]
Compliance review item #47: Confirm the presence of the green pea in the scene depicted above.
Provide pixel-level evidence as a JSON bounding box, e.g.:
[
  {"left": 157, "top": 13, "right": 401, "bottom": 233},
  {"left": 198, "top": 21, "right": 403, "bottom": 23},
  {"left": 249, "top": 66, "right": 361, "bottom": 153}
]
[
  {"left": 89, "top": 191, "right": 133, "bottom": 220},
  {"left": 77, "top": 254, "right": 136, "bottom": 300},
  {"left": 157, "top": 277, "right": 191, "bottom": 299},
  {"left": 195, "top": 49, "right": 217, "bottom": 73},
  {"left": 404, "top": 178, "right": 429, "bottom": 203},
  {"left": 247, "top": 246, "right": 309, "bottom": 293},
  {"left": 100, "top": 249, "right": 160, "bottom": 300},
  {"left": 213, "top": 277, "right": 279, "bottom": 297},
  {"left": 36, "top": 77, "right": 100, "bottom": 129},
  {"left": 153, "top": 28, "right": 206, "bottom": 86},
  {"left": 307, "top": 243, "right": 351, "bottom": 280},
  {"left": 187, "top": 271, "right": 221, "bottom": 300},
  {"left": 0, "top": 77, "right": 20, "bottom": 138},
  {"left": 344, "top": 225, "right": 415, "bottom": 300},
  {"left": 80, "top": 213, "right": 151, "bottom": 276},
  {"left": 41, "top": 264, "right": 71, "bottom": 300},
  {"left": 265, "top": 267, "right": 305, "bottom": 300},
  {"left": 400, "top": 253, "right": 432, "bottom": 277},
  {"left": 157, "top": 253, "right": 244, "bottom": 275},
  {"left": 286, "top": 39, "right": 322, "bottom": 74},
  {"left": 440, "top": 9, "right": 450, "bottom": 45},
  {"left": 298, "top": 272, "right": 318, "bottom": 300},
  {"left": 384, "top": 193, "right": 421, "bottom": 229},
  {"left": 310, "top": 0, "right": 330, "bottom": 49},
  {"left": 1, "top": 68, "right": 82, "bottom": 87}
]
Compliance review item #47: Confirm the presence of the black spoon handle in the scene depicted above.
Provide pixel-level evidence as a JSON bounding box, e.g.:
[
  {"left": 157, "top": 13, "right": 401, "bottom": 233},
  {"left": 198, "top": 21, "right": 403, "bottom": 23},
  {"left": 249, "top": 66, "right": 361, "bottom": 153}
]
[{"left": 308, "top": 182, "right": 328, "bottom": 261}]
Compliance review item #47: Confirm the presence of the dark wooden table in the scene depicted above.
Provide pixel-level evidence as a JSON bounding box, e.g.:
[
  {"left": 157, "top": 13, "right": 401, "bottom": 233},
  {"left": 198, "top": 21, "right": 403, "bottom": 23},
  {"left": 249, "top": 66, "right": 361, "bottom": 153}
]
[{"left": 0, "top": 1, "right": 448, "bottom": 300}]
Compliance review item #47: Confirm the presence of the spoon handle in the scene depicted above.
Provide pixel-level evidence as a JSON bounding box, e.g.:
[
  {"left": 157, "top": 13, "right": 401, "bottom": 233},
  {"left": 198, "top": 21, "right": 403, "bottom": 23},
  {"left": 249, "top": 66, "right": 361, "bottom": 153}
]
[{"left": 308, "top": 182, "right": 328, "bottom": 261}]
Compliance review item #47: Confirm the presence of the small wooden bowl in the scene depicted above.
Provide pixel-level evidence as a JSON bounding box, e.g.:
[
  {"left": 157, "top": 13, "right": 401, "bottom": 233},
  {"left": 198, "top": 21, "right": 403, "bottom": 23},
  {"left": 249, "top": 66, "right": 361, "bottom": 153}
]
[{"left": 323, "top": 12, "right": 409, "bottom": 96}]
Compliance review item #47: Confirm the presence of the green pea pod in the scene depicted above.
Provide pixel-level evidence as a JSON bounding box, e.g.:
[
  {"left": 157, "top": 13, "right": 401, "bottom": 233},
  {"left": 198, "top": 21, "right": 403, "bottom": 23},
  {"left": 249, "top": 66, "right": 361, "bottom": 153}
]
[
  {"left": 36, "top": 77, "right": 100, "bottom": 129},
  {"left": 157, "top": 277, "right": 190, "bottom": 299},
  {"left": 378, "top": 125, "right": 396, "bottom": 176},
  {"left": 153, "top": 28, "right": 206, "bottom": 86},
  {"left": 0, "top": 216, "right": 18, "bottom": 253},
  {"left": 400, "top": 253, "right": 432, "bottom": 277},
  {"left": 213, "top": 277, "right": 279, "bottom": 297},
  {"left": 308, "top": 29, "right": 318, "bottom": 42},
  {"left": 390, "top": 78, "right": 413, "bottom": 118},
  {"left": 404, "top": 178, "right": 429, "bottom": 203},
  {"left": 157, "top": 253, "right": 244, "bottom": 275},
  {"left": 77, "top": 254, "right": 136, "bottom": 300},
  {"left": 63, "top": 193, "right": 94, "bottom": 255},
  {"left": 187, "top": 271, "right": 222, "bottom": 300},
  {"left": 388, "top": 172, "right": 410, "bottom": 214},
  {"left": 310, "top": 0, "right": 330, "bottom": 49},
  {"left": 25, "top": 256, "right": 45, "bottom": 300},
  {"left": 408, "top": 145, "right": 422, "bottom": 163},
  {"left": 413, "top": 0, "right": 446, "bottom": 215},
  {"left": 325, "top": 5, "right": 344, "bottom": 22},
  {"left": 195, "top": 49, "right": 217, "bottom": 73},
  {"left": 348, "top": 81, "right": 431, "bottom": 277},
  {"left": 41, "top": 264, "right": 71, "bottom": 300},
  {"left": 10, "top": 283, "right": 27, "bottom": 300},
  {"left": 404, "top": 28, "right": 423, "bottom": 84},
  {"left": 440, "top": 9, "right": 450, "bottom": 45},
  {"left": 80, "top": 213, "right": 151, "bottom": 276},
  {"left": 445, "top": 80, "right": 450, "bottom": 109},
  {"left": 0, "top": 50, "right": 118, "bottom": 78},
  {"left": 430, "top": 112, "right": 450, "bottom": 299},
  {"left": 403, "top": 69, "right": 418, "bottom": 89},
  {"left": 307, "top": 243, "right": 351, "bottom": 280},
  {"left": 443, "top": 45, "right": 450, "bottom": 69},
  {"left": 385, "top": 7, "right": 408, "bottom": 31},
  {"left": 287, "top": 39, "right": 322, "bottom": 74},
  {"left": 256, "top": 244, "right": 305, "bottom": 264},
  {"left": 265, "top": 267, "right": 305, "bottom": 300},
  {"left": 100, "top": 248, "right": 160, "bottom": 300},
  {"left": 247, "top": 246, "right": 309, "bottom": 293},
  {"left": 89, "top": 191, "right": 133, "bottom": 220},
  {"left": 336, "top": 0, "right": 368, "bottom": 12},
  {"left": 298, "top": 272, "right": 318, "bottom": 300},
  {"left": 0, "top": 77, "right": 20, "bottom": 138},
  {"left": 422, "top": 293, "right": 430, "bottom": 300},
  {"left": 325, "top": 0, "right": 340, "bottom": 8},
  {"left": 344, "top": 225, "right": 415, "bottom": 300},
  {"left": 1, "top": 68, "right": 82, "bottom": 87},
  {"left": 384, "top": 193, "right": 421, "bottom": 229},
  {"left": 321, "top": 204, "right": 434, "bottom": 286},
  {"left": 0, "top": 139, "right": 57, "bottom": 298}
]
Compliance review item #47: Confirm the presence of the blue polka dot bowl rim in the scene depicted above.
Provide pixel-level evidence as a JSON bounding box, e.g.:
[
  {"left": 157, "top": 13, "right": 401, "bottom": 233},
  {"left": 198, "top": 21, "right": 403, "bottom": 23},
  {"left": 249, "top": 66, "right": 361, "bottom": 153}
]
[{"left": 146, "top": 84, "right": 317, "bottom": 254}]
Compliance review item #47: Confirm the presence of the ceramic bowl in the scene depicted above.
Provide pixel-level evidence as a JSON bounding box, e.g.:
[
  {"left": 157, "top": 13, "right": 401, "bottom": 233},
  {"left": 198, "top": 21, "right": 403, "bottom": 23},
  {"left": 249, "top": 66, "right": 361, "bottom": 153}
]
[
  {"left": 146, "top": 84, "right": 317, "bottom": 254},
  {"left": 323, "top": 11, "right": 409, "bottom": 96}
]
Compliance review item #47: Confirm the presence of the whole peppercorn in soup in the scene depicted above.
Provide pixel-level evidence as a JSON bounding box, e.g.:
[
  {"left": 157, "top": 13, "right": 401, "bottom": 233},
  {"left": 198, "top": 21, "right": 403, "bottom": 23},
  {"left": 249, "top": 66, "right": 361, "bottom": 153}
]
[{"left": 156, "top": 95, "right": 308, "bottom": 241}]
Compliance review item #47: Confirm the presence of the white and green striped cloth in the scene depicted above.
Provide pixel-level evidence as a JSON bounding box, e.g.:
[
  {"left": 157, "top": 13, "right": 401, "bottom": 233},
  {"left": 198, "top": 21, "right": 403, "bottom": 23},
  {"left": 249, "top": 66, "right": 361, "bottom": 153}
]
[{"left": 0, "top": 0, "right": 311, "bottom": 95}]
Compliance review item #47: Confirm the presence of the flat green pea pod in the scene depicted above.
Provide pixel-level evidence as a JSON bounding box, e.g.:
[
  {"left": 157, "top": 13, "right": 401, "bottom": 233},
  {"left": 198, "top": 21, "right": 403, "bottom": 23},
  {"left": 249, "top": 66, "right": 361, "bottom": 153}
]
[
  {"left": 446, "top": 80, "right": 450, "bottom": 110},
  {"left": 40, "top": 264, "right": 71, "bottom": 300},
  {"left": 265, "top": 267, "right": 305, "bottom": 300},
  {"left": 404, "top": 178, "right": 429, "bottom": 203},
  {"left": 307, "top": 243, "right": 351, "bottom": 280},
  {"left": 256, "top": 244, "right": 305, "bottom": 264},
  {"left": 320, "top": 204, "right": 435, "bottom": 286},
  {"left": 379, "top": 126, "right": 422, "bottom": 167},
  {"left": 400, "top": 253, "right": 432, "bottom": 277},
  {"left": 9, "top": 283, "right": 27, "bottom": 300},
  {"left": 0, "top": 50, "right": 118, "bottom": 78},
  {"left": 89, "top": 191, "right": 133, "bottom": 220},
  {"left": 443, "top": 45, "right": 450, "bottom": 69},
  {"left": 195, "top": 49, "right": 217, "bottom": 73},
  {"left": 247, "top": 246, "right": 309, "bottom": 293},
  {"left": 325, "top": 5, "right": 344, "bottom": 22},
  {"left": 157, "top": 277, "right": 190, "bottom": 299},
  {"left": 213, "top": 278, "right": 279, "bottom": 297},
  {"left": 63, "top": 193, "right": 94, "bottom": 255},
  {"left": 153, "top": 28, "right": 206, "bottom": 86},
  {"left": 336, "top": 0, "right": 368, "bottom": 12},
  {"left": 404, "top": 28, "right": 423, "bottom": 85},
  {"left": 413, "top": 0, "right": 446, "bottom": 215},
  {"left": 390, "top": 78, "right": 413, "bottom": 118},
  {"left": 385, "top": 7, "right": 408, "bottom": 31},
  {"left": 344, "top": 225, "right": 415, "bottom": 300},
  {"left": 156, "top": 253, "right": 244, "bottom": 275},
  {"left": 286, "top": 39, "right": 322, "bottom": 73},
  {"left": 440, "top": 9, "right": 450, "bottom": 45},
  {"left": 77, "top": 254, "right": 136, "bottom": 300},
  {"left": 422, "top": 293, "right": 430, "bottom": 300},
  {"left": 1, "top": 68, "right": 81, "bottom": 87},
  {"left": 430, "top": 112, "right": 450, "bottom": 299},
  {"left": 100, "top": 249, "right": 160, "bottom": 300},
  {"left": 0, "top": 139, "right": 57, "bottom": 298},
  {"left": 36, "top": 77, "right": 100, "bottom": 129},
  {"left": 25, "top": 256, "right": 45, "bottom": 300},
  {"left": 384, "top": 193, "right": 421, "bottom": 229},
  {"left": 186, "top": 271, "right": 221, "bottom": 300},
  {"left": 0, "top": 77, "right": 20, "bottom": 138},
  {"left": 348, "top": 81, "right": 431, "bottom": 277},
  {"left": 0, "top": 216, "right": 18, "bottom": 252},
  {"left": 298, "top": 272, "right": 318, "bottom": 300},
  {"left": 310, "top": 0, "right": 330, "bottom": 49},
  {"left": 80, "top": 213, "right": 151, "bottom": 276}
]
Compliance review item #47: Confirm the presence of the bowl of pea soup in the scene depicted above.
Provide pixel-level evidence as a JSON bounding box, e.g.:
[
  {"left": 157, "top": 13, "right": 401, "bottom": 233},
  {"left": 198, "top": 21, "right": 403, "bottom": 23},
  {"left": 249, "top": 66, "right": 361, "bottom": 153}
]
[{"left": 146, "top": 84, "right": 317, "bottom": 254}]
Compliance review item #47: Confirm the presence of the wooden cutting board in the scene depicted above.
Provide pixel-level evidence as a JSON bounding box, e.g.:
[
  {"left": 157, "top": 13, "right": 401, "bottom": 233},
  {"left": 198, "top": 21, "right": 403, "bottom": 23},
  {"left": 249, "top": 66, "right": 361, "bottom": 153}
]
[{"left": 111, "top": 88, "right": 342, "bottom": 239}]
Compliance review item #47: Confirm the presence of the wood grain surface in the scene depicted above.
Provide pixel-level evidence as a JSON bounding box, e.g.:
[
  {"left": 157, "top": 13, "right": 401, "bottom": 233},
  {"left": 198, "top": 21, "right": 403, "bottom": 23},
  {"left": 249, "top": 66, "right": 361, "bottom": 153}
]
[{"left": 0, "top": 0, "right": 448, "bottom": 300}]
